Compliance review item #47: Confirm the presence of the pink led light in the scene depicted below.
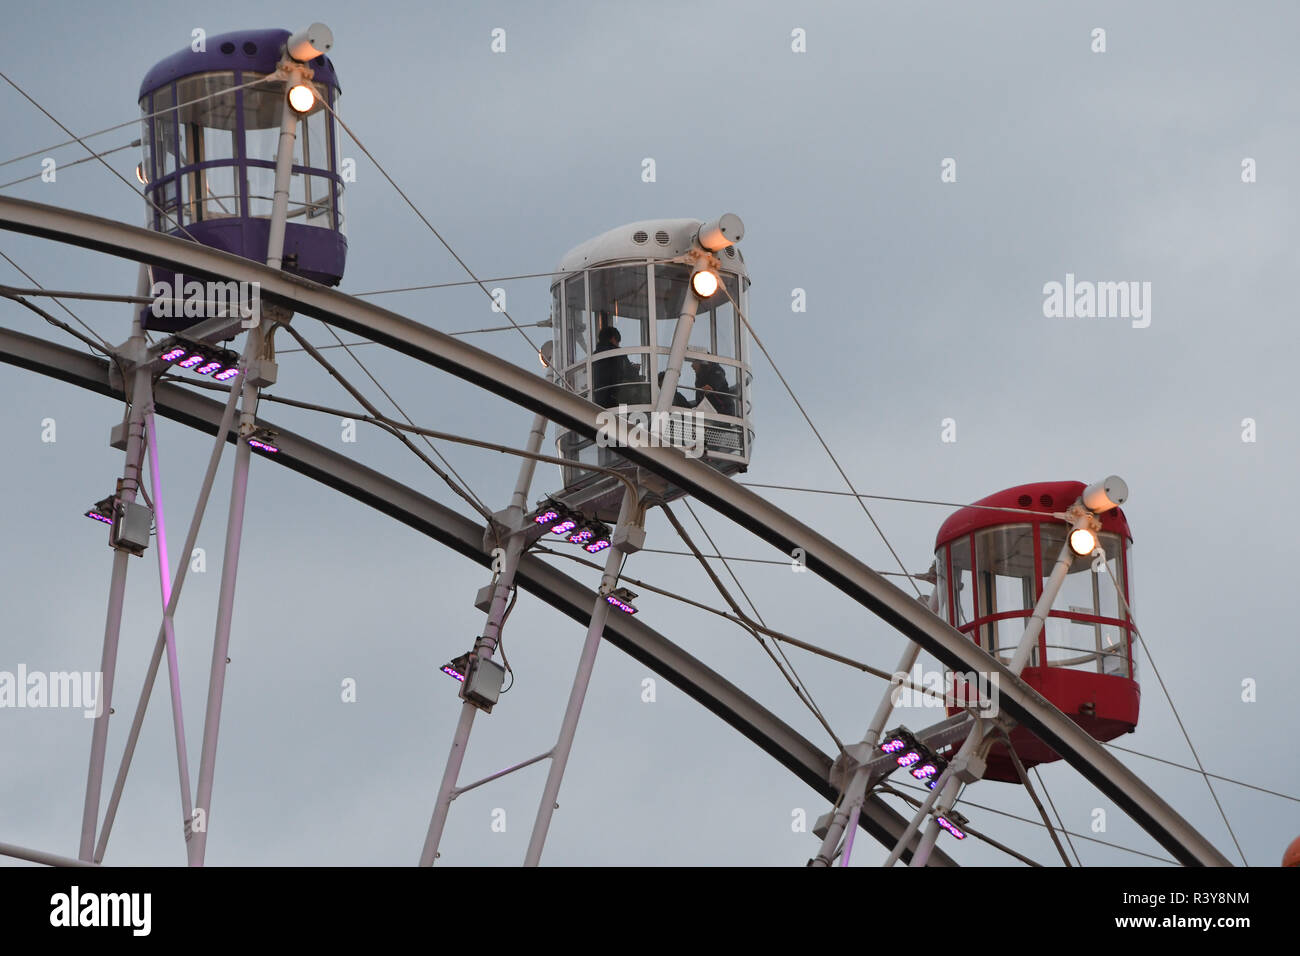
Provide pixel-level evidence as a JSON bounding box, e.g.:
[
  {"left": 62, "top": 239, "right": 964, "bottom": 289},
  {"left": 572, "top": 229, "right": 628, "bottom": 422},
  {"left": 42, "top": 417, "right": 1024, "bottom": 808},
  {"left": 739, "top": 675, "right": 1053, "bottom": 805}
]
[
  {"left": 248, "top": 438, "right": 279, "bottom": 454},
  {"left": 881, "top": 738, "right": 905, "bottom": 753},
  {"left": 161, "top": 346, "right": 187, "bottom": 362},
  {"left": 937, "top": 816, "right": 966, "bottom": 840},
  {"left": 534, "top": 510, "right": 560, "bottom": 525},
  {"left": 896, "top": 751, "right": 921, "bottom": 767},
  {"left": 551, "top": 519, "right": 577, "bottom": 535},
  {"left": 85, "top": 511, "right": 114, "bottom": 525},
  {"left": 214, "top": 366, "right": 240, "bottom": 382},
  {"left": 568, "top": 529, "right": 594, "bottom": 544},
  {"left": 605, "top": 595, "right": 637, "bottom": 615},
  {"left": 585, "top": 539, "right": 611, "bottom": 553},
  {"left": 195, "top": 360, "right": 222, "bottom": 375},
  {"left": 441, "top": 664, "right": 466, "bottom": 683},
  {"left": 178, "top": 353, "right": 205, "bottom": 369}
]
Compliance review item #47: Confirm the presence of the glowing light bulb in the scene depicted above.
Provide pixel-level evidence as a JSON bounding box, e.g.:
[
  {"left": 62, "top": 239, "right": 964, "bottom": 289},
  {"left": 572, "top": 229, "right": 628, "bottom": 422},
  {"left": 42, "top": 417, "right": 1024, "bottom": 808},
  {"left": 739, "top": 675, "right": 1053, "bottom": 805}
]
[
  {"left": 691, "top": 269, "right": 719, "bottom": 298},
  {"left": 1069, "top": 526, "right": 1097, "bottom": 556},
  {"left": 288, "top": 83, "right": 317, "bottom": 113}
]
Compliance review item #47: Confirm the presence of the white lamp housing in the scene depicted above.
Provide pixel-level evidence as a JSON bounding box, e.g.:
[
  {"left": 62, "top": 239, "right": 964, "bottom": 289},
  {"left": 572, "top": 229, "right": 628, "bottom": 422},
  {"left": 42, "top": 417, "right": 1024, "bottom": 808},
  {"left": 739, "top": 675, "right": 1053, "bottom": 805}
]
[
  {"left": 696, "top": 213, "right": 745, "bottom": 251},
  {"left": 287, "top": 23, "right": 334, "bottom": 62},
  {"left": 1082, "top": 475, "right": 1128, "bottom": 513}
]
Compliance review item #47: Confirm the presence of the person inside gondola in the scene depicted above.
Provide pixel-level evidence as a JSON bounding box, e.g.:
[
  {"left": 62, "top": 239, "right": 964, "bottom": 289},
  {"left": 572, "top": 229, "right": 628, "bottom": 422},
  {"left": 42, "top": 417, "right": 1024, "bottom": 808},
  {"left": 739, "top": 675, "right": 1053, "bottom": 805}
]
[
  {"left": 689, "top": 360, "right": 736, "bottom": 416},
  {"left": 657, "top": 370, "right": 691, "bottom": 409},
  {"left": 592, "top": 321, "right": 637, "bottom": 407}
]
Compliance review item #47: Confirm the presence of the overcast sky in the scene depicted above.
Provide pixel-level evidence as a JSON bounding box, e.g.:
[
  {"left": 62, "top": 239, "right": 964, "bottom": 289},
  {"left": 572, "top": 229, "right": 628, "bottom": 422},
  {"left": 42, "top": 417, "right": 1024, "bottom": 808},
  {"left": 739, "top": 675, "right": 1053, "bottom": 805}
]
[{"left": 1, "top": 1, "right": 1296, "bottom": 867}]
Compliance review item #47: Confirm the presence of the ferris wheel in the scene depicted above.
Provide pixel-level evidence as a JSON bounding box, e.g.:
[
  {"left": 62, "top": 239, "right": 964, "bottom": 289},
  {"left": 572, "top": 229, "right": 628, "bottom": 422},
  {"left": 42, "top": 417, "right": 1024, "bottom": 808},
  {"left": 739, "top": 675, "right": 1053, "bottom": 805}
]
[{"left": 0, "top": 23, "right": 1262, "bottom": 869}]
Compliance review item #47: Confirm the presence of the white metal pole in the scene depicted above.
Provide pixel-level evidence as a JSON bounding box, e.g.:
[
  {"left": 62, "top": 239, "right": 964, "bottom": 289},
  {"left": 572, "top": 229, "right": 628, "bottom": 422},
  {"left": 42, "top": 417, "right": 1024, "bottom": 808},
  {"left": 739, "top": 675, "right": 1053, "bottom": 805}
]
[
  {"left": 889, "top": 531, "right": 1081, "bottom": 867},
  {"left": 524, "top": 485, "right": 639, "bottom": 867},
  {"left": 144, "top": 406, "right": 195, "bottom": 842},
  {"left": 418, "top": 409, "right": 548, "bottom": 866},
  {"left": 881, "top": 766, "right": 948, "bottom": 867},
  {"left": 1, "top": 841, "right": 98, "bottom": 868},
  {"left": 812, "top": 639, "right": 921, "bottom": 866},
  {"left": 911, "top": 815, "right": 945, "bottom": 867},
  {"left": 188, "top": 348, "right": 258, "bottom": 866},
  {"left": 419, "top": 699, "right": 478, "bottom": 866},
  {"left": 652, "top": 292, "right": 701, "bottom": 414},
  {"left": 79, "top": 369, "right": 148, "bottom": 860},
  {"left": 264, "top": 96, "right": 300, "bottom": 273},
  {"left": 882, "top": 720, "right": 983, "bottom": 867},
  {"left": 189, "top": 93, "right": 297, "bottom": 866},
  {"left": 1010, "top": 535, "right": 1077, "bottom": 676},
  {"left": 94, "top": 374, "right": 243, "bottom": 862},
  {"left": 78, "top": 265, "right": 149, "bottom": 861},
  {"left": 812, "top": 591, "right": 936, "bottom": 867},
  {"left": 910, "top": 773, "right": 961, "bottom": 867},
  {"left": 838, "top": 805, "right": 861, "bottom": 867}
]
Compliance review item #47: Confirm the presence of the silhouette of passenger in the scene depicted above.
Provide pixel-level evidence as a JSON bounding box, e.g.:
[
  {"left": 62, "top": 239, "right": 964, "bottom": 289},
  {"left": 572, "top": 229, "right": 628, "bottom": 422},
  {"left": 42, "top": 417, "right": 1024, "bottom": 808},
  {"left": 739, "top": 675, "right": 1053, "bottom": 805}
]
[
  {"left": 689, "top": 360, "right": 736, "bottom": 416},
  {"left": 592, "top": 324, "right": 638, "bottom": 407},
  {"left": 657, "top": 371, "right": 690, "bottom": 408}
]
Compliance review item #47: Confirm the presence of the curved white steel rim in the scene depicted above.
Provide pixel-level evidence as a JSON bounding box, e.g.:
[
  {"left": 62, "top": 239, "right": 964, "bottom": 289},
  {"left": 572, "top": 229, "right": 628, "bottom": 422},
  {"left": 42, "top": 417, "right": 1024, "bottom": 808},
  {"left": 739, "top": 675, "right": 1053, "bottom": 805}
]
[
  {"left": 0, "top": 196, "right": 1230, "bottom": 866},
  {"left": 0, "top": 325, "right": 954, "bottom": 866}
]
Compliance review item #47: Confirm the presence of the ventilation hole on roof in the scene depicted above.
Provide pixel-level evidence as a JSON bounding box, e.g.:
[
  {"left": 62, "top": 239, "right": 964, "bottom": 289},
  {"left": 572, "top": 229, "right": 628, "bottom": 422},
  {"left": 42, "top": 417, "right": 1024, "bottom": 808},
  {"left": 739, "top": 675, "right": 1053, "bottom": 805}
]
[
  {"left": 632, "top": 230, "right": 648, "bottom": 244},
  {"left": 220, "top": 41, "right": 236, "bottom": 54},
  {"left": 654, "top": 230, "right": 670, "bottom": 245},
  {"left": 724, "top": 246, "right": 735, "bottom": 258},
  {"left": 243, "top": 41, "right": 258, "bottom": 55},
  {"left": 1018, "top": 494, "right": 1032, "bottom": 508},
  {"left": 1039, "top": 494, "right": 1053, "bottom": 508}
]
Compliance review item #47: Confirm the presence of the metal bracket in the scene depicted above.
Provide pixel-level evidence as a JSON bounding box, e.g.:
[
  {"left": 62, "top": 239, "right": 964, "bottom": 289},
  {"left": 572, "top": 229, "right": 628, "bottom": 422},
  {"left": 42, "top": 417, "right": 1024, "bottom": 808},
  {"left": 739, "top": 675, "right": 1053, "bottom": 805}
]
[
  {"left": 612, "top": 524, "right": 645, "bottom": 554},
  {"left": 830, "top": 712, "right": 976, "bottom": 793}
]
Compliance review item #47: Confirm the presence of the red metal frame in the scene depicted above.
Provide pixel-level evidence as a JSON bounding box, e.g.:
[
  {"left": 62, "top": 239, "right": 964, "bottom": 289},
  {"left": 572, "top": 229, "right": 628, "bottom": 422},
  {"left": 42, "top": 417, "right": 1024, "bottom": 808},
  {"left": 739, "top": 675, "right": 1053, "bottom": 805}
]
[
  {"left": 935, "top": 480, "right": 1132, "bottom": 545},
  {"left": 934, "top": 481, "right": 1140, "bottom": 782}
]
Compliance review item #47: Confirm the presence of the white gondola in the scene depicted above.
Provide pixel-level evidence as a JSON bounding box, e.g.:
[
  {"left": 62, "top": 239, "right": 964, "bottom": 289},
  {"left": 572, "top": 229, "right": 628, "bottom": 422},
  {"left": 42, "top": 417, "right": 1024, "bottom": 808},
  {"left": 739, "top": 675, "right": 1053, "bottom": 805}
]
[{"left": 544, "top": 215, "right": 753, "bottom": 520}]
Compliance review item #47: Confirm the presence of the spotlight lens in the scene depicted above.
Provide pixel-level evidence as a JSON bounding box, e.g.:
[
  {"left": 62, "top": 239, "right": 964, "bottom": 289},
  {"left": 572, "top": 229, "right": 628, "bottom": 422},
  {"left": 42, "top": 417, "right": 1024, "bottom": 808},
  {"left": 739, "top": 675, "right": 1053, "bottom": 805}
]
[
  {"left": 1069, "top": 527, "right": 1098, "bottom": 556},
  {"left": 691, "top": 269, "right": 719, "bottom": 298},
  {"left": 288, "top": 83, "right": 316, "bottom": 113}
]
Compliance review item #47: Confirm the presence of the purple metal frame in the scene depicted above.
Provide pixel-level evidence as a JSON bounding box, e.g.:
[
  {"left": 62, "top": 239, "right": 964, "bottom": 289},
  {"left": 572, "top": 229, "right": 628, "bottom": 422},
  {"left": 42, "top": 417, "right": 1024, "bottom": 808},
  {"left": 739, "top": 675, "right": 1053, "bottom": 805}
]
[
  {"left": 138, "top": 37, "right": 347, "bottom": 330},
  {"left": 138, "top": 28, "right": 340, "bottom": 98}
]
